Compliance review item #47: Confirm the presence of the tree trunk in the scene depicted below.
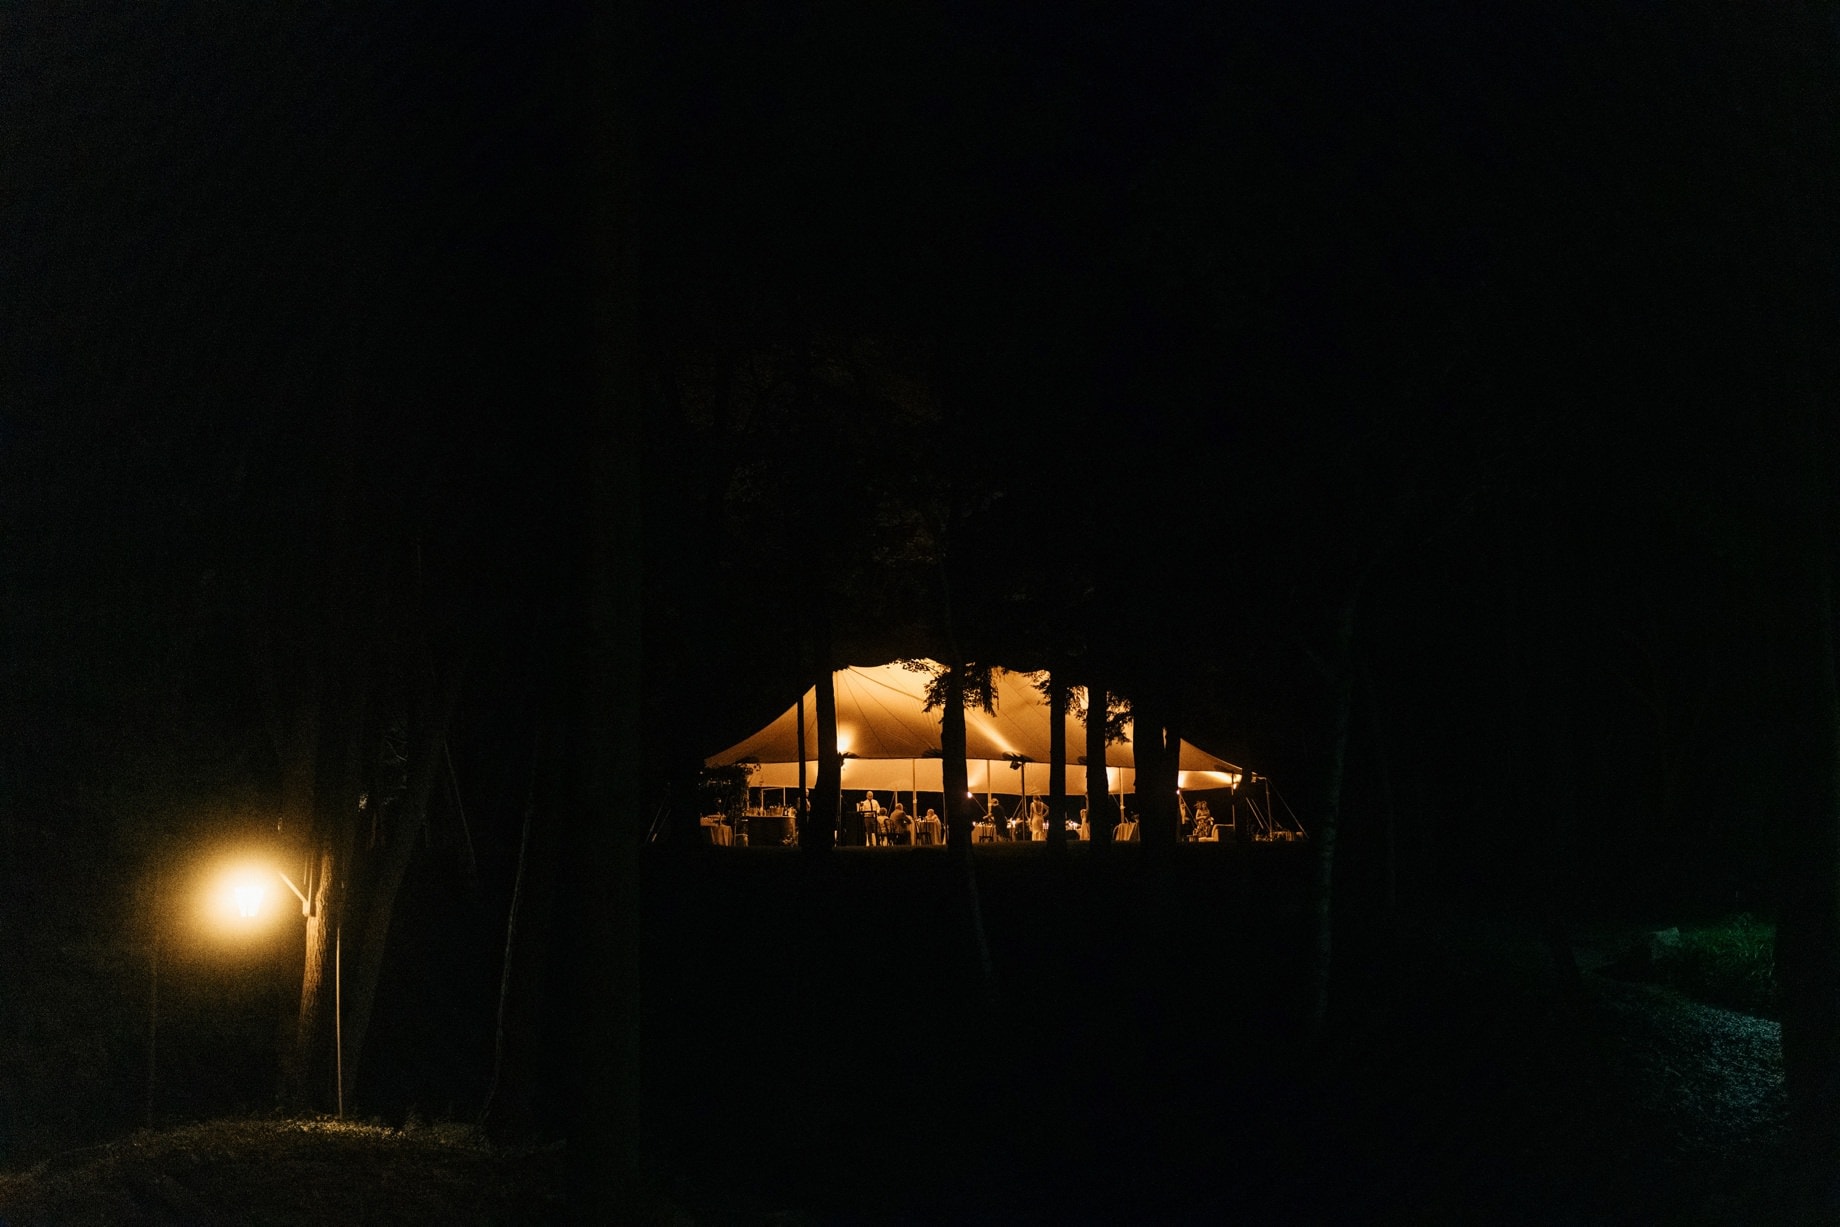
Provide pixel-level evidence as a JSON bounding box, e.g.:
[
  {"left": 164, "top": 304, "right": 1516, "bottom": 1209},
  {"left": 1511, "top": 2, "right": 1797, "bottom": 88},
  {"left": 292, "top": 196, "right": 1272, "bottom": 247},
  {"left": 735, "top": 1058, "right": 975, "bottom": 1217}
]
[
  {"left": 282, "top": 662, "right": 369, "bottom": 1115},
  {"left": 1084, "top": 684, "right": 1112, "bottom": 847},
  {"left": 935, "top": 662, "right": 996, "bottom": 1004},
  {"left": 568, "top": 0, "right": 646, "bottom": 1208},
  {"left": 285, "top": 835, "right": 339, "bottom": 1112},
  {"left": 340, "top": 658, "right": 466, "bottom": 1111},
  {"left": 942, "top": 664, "right": 974, "bottom": 847},
  {"left": 1776, "top": 538, "right": 1840, "bottom": 1215},
  {"left": 1305, "top": 596, "right": 1358, "bottom": 1041},
  {"left": 1131, "top": 685, "right": 1164, "bottom": 846},
  {"left": 811, "top": 660, "right": 841, "bottom": 850},
  {"left": 480, "top": 731, "right": 561, "bottom": 1143},
  {"left": 1519, "top": 519, "right": 1587, "bottom": 1009},
  {"left": 1359, "top": 659, "right": 1400, "bottom": 922},
  {"left": 796, "top": 690, "right": 810, "bottom": 843},
  {"left": 276, "top": 699, "right": 320, "bottom": 839},
  {"left": 1133, "top": 683, "right": 1180, "bottom": 850},
  {"left": 1047, "top": 670, "right": 1068, "bottom": 851}
]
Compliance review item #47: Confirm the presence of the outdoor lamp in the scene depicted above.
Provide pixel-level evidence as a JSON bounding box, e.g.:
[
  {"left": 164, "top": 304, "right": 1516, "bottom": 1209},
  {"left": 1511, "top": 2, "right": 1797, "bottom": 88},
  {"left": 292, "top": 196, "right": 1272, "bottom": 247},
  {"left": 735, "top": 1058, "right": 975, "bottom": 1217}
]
[
  {"left": 209, "top": 859, "right": 312, "bottom": 931},
  {"left": 232, "top": 879, "right": 265, "bottom": 918},
  {"left": 231, "top": 870, "right": 310, "bottom": 918}
]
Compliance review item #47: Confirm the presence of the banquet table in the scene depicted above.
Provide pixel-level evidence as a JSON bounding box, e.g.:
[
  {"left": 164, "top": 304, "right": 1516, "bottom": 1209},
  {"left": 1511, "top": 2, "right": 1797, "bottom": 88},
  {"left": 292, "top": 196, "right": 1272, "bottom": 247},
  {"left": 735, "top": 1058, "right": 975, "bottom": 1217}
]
[
  {"left": 745, "top": 813, "right": 795, "bottom": 846},
  {"left": 700, "top": 817, "right": 734, "bottom": 847},
  {"left": 913, "top": 816, "right": 943, "bottom": 845},
  {"left": 972, "top": 820, "right": 997, "bottom": 843}
]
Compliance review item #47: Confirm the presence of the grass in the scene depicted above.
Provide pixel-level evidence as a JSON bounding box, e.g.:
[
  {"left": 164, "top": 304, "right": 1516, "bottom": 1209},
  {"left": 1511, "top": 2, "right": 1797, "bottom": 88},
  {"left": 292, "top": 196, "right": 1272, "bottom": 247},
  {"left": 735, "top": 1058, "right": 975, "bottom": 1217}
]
[
  {"left": 1658, "top": 913, "right": 1780, "bottom": 1018},
  {"left": 0, "top": 1117, "right": 565, "bottom": 1227}
]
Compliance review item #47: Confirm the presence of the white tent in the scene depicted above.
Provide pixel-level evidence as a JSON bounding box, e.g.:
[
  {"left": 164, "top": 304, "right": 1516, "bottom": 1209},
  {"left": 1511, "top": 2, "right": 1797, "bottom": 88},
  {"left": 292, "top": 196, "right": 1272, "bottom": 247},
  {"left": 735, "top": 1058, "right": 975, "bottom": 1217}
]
[{"left": 706, "top": 660, "right": 1244, "bottom": 797}]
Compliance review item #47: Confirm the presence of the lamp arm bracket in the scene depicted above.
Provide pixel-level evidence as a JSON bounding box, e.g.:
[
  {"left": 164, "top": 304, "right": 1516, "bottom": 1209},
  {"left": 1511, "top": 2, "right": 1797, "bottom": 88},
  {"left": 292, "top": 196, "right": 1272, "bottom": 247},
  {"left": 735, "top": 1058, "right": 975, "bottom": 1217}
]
[{"left": 278, "top": 871, "right": 311, "bottom": 916}]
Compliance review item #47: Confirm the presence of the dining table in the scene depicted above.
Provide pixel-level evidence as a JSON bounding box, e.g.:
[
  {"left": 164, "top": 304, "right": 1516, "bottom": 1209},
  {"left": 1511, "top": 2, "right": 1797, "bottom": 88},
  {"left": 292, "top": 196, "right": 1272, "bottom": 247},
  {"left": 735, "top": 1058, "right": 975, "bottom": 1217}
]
[
  {"left": 745, "top": 812, "right": 796, "bottom": 846},
  {"left": 913, "top": 816, "right": 943, "bottom": 845}
]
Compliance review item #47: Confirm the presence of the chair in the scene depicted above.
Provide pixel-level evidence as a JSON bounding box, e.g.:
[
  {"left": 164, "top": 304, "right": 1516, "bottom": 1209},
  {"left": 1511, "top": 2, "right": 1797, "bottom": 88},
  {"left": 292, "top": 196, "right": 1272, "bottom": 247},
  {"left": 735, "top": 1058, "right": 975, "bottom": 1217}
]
[{"left": 1114, "top": 821, "right": 1139, "bottom": 843}]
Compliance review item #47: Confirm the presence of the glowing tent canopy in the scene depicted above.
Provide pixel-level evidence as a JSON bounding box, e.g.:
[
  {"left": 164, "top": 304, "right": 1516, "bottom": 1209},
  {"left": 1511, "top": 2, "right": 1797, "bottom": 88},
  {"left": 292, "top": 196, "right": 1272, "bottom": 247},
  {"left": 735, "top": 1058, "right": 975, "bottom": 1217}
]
[{"left": 706, "top": 660, "right": 1245, "bottom": 796}]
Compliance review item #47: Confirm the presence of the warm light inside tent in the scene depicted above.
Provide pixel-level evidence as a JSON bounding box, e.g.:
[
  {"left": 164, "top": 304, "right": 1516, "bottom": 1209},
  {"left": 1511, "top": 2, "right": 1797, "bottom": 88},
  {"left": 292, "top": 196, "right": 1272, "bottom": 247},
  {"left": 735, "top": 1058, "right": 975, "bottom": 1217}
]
[{"left": 706, "top": 662, "right": 1252, "bottom": 803}]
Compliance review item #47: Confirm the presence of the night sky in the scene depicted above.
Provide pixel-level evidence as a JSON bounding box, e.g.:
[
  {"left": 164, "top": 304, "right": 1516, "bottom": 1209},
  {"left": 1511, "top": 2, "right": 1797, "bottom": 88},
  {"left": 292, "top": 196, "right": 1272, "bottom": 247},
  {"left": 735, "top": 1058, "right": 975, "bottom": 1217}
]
[{"left": 3, "top": 0, "right": 1839, "bottom": 1185}]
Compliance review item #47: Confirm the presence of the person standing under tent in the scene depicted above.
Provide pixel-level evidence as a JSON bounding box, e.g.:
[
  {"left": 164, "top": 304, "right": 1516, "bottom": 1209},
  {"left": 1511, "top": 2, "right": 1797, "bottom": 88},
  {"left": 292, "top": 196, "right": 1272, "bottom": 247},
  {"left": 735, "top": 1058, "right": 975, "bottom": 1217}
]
[
  {"left": 849, "top": 791, "right": 874, "bottom": 846},
  {"left": 1027, "top": 795, "right": 1048, "bottom": 841}
]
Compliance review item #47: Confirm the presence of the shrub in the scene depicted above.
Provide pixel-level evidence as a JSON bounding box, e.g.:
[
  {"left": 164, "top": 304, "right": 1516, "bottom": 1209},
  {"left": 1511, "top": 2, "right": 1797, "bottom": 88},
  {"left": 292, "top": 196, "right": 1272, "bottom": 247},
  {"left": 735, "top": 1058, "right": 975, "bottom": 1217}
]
[{"left": 1659, "top": 913, "right": 1779, "bottom": 1019}]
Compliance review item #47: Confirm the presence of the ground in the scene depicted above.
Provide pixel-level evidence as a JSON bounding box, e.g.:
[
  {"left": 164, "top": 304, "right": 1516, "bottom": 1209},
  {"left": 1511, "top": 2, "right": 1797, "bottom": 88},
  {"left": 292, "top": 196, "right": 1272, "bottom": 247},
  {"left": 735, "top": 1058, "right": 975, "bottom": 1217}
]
[
  {"left": 0, "top": 846, "right": 1796, "bottom": 1224},
  {"left": 0, "top": 1118, "right": 563, "bottom": 1226}
]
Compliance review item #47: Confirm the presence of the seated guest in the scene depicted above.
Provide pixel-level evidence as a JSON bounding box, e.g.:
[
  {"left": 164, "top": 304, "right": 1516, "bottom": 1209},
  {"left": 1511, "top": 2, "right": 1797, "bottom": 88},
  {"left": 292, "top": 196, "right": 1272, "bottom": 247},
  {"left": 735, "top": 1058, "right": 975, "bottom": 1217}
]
[{"left": 889, "top": 801, "right": 910, "bottom": 844}]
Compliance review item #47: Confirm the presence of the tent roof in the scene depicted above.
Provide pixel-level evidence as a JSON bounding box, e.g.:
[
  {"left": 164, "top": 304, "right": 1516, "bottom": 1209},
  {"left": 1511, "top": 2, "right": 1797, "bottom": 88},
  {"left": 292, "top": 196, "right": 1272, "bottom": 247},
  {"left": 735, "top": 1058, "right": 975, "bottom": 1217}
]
[{"left": 707, "top": 661, "right": 1245, "bottom": 795}]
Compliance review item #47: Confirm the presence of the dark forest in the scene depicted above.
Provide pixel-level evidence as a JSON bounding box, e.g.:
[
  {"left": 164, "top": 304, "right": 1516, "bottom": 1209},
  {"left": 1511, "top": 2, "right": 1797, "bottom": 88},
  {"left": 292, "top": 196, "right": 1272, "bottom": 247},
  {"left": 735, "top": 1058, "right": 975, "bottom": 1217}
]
[{"left": 4, "top": 2, "right": 1840, "bottom": 1222}]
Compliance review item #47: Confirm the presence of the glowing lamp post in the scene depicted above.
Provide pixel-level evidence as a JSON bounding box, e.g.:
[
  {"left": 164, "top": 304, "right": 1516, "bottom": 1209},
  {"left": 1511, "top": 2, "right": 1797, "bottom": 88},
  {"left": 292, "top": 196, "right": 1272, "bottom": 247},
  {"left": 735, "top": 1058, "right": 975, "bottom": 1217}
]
[
  {"left": 145, "top": 851, "right": 316, "bottom": 1128},
  {"left": 208, "top": 860, "right": 311, "bottom": 930},
  {"left": 193, "top": 856, "right": 340, "bottom": 1117},
  {"left": 232, "top": 879, "right": 265, "bottom": 919}
]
